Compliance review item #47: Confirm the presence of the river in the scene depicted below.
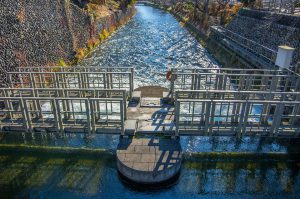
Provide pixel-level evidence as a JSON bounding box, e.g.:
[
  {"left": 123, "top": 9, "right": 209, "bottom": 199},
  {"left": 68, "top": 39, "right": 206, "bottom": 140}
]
[
  {"left": 82, "top": 5, "right": 219, "bottom": 88},
  {"left": 0, "top": 5, "right": 300, "bottom": 199}
]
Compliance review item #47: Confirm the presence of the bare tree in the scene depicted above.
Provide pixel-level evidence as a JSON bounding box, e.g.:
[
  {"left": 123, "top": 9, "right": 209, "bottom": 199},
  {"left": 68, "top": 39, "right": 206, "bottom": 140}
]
[{"left": 216, "top": 0, "right": 230, "bottom": 25}]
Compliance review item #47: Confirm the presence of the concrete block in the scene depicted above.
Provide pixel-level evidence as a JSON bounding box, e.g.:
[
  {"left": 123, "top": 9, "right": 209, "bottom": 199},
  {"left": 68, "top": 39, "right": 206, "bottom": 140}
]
[
  {"left": 131, "top": 91, "right": 141, "bottom": 103},
  {"left": 124, "top": 119, "right": 138, "bottom": 135}
]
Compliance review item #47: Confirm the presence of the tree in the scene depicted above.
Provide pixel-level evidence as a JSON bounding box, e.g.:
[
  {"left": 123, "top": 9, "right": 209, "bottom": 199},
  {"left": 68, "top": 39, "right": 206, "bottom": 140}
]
[{"left": 216, "top": 0, "right": 230, "bottom": 25}]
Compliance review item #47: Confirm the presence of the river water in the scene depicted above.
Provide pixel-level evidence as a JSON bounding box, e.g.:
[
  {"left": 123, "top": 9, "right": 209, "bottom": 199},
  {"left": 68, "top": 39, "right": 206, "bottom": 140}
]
[
  {"left": 82, "top": 5, "right": 219, "bottom": 88},
  {"left": 0, "top": 5, "right": 300, "bottom": 199}
]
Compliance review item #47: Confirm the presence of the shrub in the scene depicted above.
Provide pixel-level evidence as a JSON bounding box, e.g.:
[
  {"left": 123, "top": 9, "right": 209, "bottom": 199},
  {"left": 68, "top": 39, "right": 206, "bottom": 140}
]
[
  {"left": 128, "top": 0, "right": 137, "bottom": 7},
  {"left": 99, "top": 33, "right": 105, "bottom": 42},
  {"left": 102, "top": 29, "right": 109, "bottom": 38},
  {"left": 87, "top": 38, "right": 99, "bottom": 50},
  {"left": 17, "top": 9, "right": 26, "bottom": 23},
  {"left": 58, "top": 59, "right": 66, "bottom": 67},
  {"left": 182, "top": 16, "right": 189, "bottom": 22},
  {"left": 75, "top": 48, "right": 87, "bottom": 60},
  {"left": 110, "top": 25, "right": 117, "bottom": 33}
]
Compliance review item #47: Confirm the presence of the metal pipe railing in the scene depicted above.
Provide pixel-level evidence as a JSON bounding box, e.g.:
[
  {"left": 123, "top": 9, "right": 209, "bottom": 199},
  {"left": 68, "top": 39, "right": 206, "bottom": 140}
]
[
  {"left": 16, "top": 66, "right": 134, "bottom": 73},
  {"left": 0, "top": 97, "right": 125, "bottom": 135},
  {"left": 8, "top": 71, "right": 134, "bottom": 97},
  {"left": 169, "top": 71, "right": 300, "bottom": 93},
  {"left": 175, "top": 90, "right": 300, "bottom": 101},
  {"left": 0, "top": 88, "right": 128, "bottom": 120},
  {"left": 175, "top": 98, "right": 300, "bottom": 136},
  {"left": 211, "top": 26, "right": 277, "bottom": 64}
]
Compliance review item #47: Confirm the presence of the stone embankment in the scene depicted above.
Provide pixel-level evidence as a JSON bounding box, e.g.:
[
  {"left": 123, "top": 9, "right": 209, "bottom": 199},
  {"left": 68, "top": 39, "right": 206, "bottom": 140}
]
[{"left": 0, "top": 0, "right": 135, "bottom": 85}]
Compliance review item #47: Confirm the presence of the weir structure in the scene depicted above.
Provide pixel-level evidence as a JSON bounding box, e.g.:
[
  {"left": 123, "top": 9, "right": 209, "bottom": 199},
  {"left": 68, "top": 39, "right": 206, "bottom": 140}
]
[{"left": 1, "top": 66, "right": 300, "bottom": 183}]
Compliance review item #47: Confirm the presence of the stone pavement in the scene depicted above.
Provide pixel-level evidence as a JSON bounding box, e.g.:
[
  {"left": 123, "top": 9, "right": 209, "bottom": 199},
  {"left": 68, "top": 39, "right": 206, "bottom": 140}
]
[{"left": 117, "top": 137, "right": 182, "bottom": 183}]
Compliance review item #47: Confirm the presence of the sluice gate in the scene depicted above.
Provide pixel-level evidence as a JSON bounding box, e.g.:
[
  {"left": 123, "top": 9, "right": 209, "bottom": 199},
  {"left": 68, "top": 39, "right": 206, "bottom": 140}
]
[{"left": 0, "top": 66, "right": 299, "bottom": 137}]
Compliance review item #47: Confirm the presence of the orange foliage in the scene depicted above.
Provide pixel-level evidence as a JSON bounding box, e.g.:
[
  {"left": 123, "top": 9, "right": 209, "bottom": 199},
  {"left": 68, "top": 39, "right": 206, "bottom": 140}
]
[
  {"left": 17, "top": 8, "right": 26, "bottom": 23},
  {"left": 87, "top": 38, "right": 99, "bottom": 50},
  {"left": 75, "top": 48, "right": 87, "bottom": 60}
]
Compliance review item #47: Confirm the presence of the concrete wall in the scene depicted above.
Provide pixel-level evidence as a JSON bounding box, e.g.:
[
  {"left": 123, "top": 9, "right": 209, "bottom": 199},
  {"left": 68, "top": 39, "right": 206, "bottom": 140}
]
[
  {"left": 227, "top": 8, "right": 300, "bottom": 67},
  {"left": 0, "top": 0, "right": 135, "bottom": 85}
]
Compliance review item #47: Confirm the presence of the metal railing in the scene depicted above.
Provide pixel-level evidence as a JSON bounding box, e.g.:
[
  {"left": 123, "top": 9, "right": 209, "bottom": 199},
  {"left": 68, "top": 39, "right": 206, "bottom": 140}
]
[
  {"left": 175, "top": 98, "right": 300, "bottom": 136},
  {"left": 170, "top": 67, "right": 297, "bottom": 75},
  {"left": 172, "top": 68, "right": 300, "bottom": 136},
  {"left": 169, "top": 69, "right": 300, "bottom": 94},
  {"left": 175, "top": 90, "right": 300, "bottom": 102},
  {"left": 0, "top": 88, "right": 128, "bottom": 120},
  {"left": 0, "top": 97, "right": 125, "bottom": 134},
  {"left": 211, "top": 26, "right": 277, "bottom": 64},
  {"left": 16, "top": 66, "right": 134, "bottom": 73},
  {"left": 8, "top": 71, "right": 134, "bottom": 97},
  {"left": 262, "top": 0, "right": 299, "bottom": 14}
]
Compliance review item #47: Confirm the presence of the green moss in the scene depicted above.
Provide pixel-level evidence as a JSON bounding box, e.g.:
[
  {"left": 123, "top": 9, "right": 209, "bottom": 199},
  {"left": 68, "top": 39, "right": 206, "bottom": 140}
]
[{"left": 0, "top": 144, "right": 106, "bottom": 155}]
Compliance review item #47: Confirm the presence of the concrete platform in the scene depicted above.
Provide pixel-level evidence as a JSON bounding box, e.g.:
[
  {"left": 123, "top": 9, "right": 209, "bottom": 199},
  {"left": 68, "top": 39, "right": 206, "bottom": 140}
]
[
  {"left": 117, "top": 137, "right": 182, "bottom": 184},
  {"left": 140, "top": 97, "right": 161, "bottom": 107},
  {"left": 134, "top": 86, "right": 169, "bottom": 98}
]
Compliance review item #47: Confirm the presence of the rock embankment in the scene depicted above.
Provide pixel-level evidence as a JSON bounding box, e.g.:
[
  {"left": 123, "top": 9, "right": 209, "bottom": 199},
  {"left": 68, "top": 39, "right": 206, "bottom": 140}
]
[{"left": 0, "top": 0, "right": 135, "bottom": 85}]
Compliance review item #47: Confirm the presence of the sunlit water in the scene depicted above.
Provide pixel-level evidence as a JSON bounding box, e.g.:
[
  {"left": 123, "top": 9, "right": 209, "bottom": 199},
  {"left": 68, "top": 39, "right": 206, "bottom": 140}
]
[
  {"left": 1, "top": 5, "right": 300, "bottom": 198},
  {"left": 82, "top": 5, "right": 219, "bottom": 88},
  {"left": 0, "top": 4, "right": 297, "bottom": 154}
]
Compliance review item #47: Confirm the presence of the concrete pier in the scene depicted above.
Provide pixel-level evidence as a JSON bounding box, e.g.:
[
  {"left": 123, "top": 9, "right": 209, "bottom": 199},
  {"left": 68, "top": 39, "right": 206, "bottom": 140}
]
[{"left": 117, "top": 137, "right": 182, "bottom": 184}]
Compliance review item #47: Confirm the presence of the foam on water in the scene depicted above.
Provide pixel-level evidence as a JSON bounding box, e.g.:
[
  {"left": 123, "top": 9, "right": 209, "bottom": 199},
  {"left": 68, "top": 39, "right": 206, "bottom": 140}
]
[{"left": 81, "top": 5, "right": 219, "bottom": 89}]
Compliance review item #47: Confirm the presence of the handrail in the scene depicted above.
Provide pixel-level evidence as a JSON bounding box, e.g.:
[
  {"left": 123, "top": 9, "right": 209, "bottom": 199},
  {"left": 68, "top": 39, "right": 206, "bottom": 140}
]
[
  {"left": 175, "top": 97, "right": 300, "bottom": 136},
  {"left": 211, "top": 26, "right": 277, "bottom": 63},
  {"left": 0, "top": 96, "right": 125, "bottom": 134}
]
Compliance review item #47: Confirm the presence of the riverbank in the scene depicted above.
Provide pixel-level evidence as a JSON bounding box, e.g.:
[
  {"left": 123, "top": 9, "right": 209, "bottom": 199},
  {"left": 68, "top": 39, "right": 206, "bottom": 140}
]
[
  {"left": 80, "top": 5, "right": 221, "bottom": 88},
  {"left": 0, "top": 0, "right": 136, "bottom": 86},
  {"left": 136, "top": 1, "right": 260, "bottom": 69}
]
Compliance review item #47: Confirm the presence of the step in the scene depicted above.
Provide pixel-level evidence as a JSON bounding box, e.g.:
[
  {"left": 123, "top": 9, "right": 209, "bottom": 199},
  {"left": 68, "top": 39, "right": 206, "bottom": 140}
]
[{"left": 140, "top": 97, "right": 161, "bottom": 107}]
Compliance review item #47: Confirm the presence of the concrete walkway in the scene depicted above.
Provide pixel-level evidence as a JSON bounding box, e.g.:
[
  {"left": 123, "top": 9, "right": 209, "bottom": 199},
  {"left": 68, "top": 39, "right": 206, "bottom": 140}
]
[{"left": 117, "top": 137, "right": 182, "bottom": 184}]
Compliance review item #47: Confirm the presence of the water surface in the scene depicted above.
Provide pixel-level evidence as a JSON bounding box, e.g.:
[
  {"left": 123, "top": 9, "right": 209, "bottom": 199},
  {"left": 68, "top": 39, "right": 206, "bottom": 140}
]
[
  {"left": 0, "top": 150, "right": 299, "bottom": 199},
  {"left": 82, "top": 5, "right": 219, "bottom": 88}
]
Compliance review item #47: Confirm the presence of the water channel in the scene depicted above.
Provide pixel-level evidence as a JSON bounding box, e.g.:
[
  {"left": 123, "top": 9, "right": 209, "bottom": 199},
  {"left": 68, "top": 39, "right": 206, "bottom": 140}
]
[{"left": 0, "top": 5, "right": 300, "bottom": 198}]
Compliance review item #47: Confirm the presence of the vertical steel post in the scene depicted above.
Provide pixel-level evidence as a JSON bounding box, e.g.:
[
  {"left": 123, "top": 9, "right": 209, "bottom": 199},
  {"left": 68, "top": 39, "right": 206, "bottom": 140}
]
[
  {"left": 85, "top": 99, "right": 91, "bottom": 134},
  {"left": 130, "top": 68, "right": 134, "bottom": 98},
  {"left": 55, "top": 99, "right": 63, "bottom": 133},
  {"left": 175, "top": 99, "right": 179, "bottom": 137},
  {"left": 120, "top": 100, "right": 125, "bottom": 136},
  {"left": 170, "top": 68, "right": 175, "bottom": 100},
  {"left": 90, "top": 99, "right": 96, "bottom": 133},
  {"left": 21, "top": 98, "right": 31, "bottom": 132}
]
